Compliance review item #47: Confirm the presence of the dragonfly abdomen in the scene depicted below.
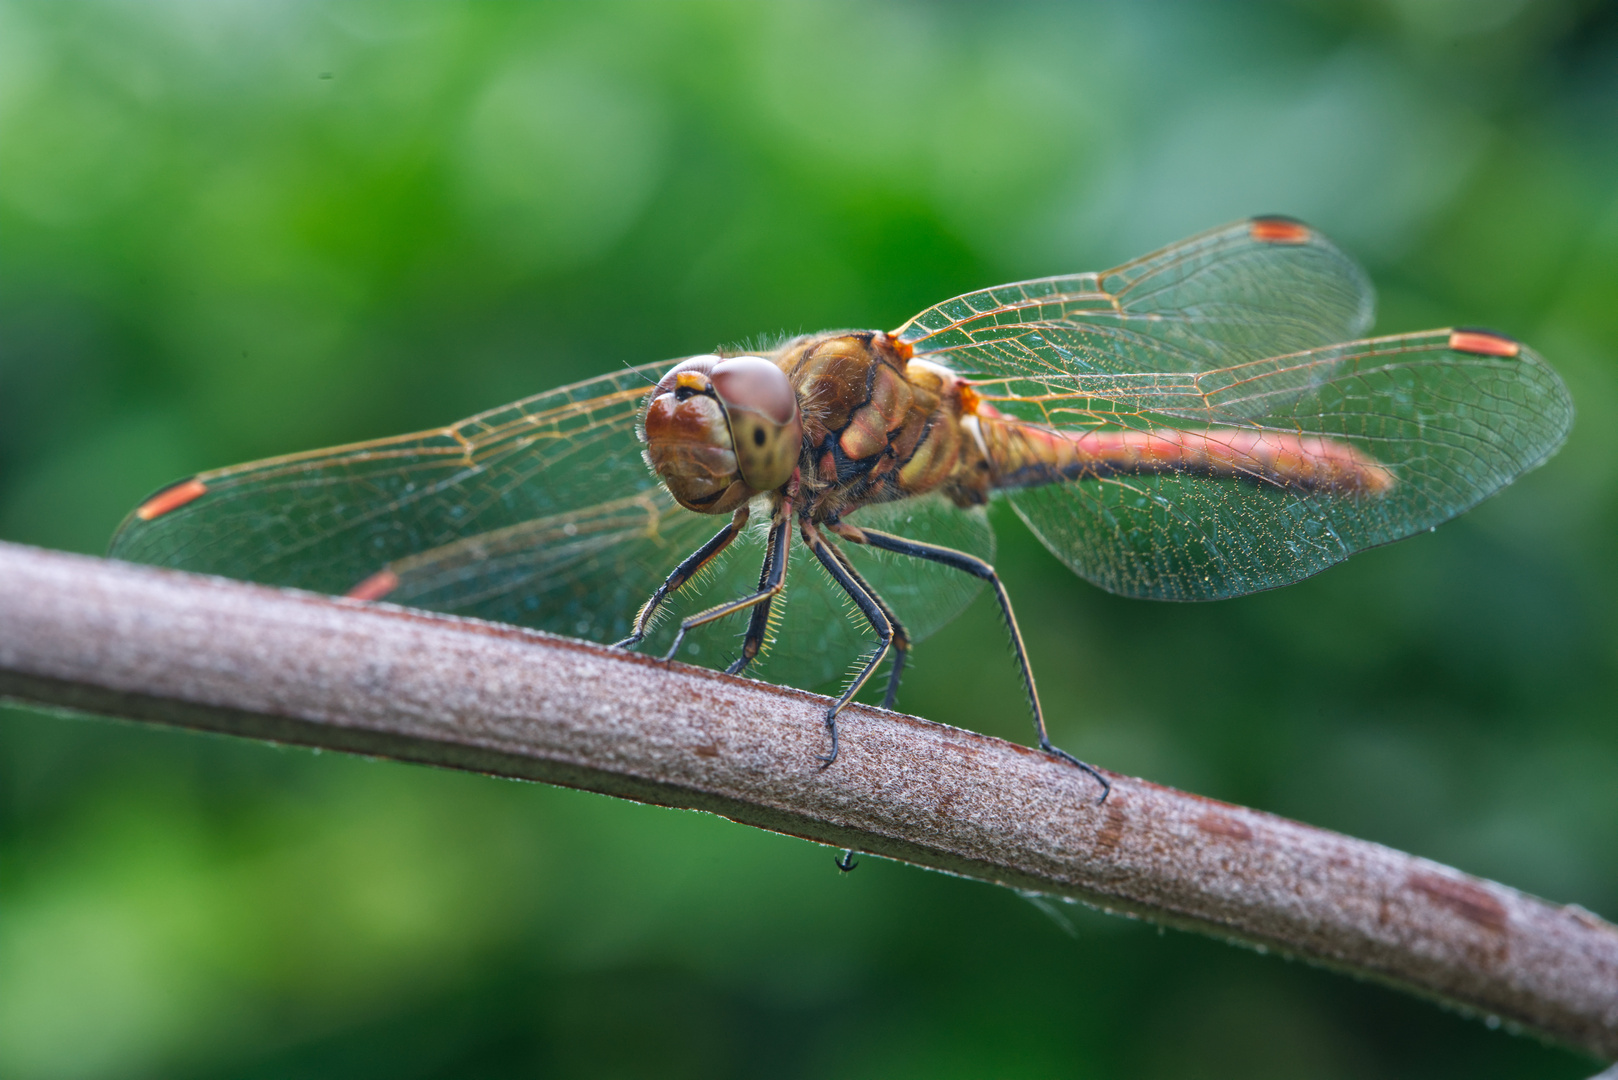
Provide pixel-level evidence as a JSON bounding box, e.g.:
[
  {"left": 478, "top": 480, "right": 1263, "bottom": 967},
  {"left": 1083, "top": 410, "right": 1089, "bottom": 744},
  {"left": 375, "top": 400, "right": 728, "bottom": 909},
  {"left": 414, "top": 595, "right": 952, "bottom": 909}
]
[{"left": 975, "top": 411, "right": 1396, "bottom": 496}]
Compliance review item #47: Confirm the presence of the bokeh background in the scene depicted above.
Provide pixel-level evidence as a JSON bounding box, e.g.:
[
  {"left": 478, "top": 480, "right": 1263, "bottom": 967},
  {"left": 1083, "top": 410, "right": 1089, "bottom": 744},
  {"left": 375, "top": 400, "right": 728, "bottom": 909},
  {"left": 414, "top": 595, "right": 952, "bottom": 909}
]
[{"left": 2, "top": 1, "right": 1615, "bottom": 1077}]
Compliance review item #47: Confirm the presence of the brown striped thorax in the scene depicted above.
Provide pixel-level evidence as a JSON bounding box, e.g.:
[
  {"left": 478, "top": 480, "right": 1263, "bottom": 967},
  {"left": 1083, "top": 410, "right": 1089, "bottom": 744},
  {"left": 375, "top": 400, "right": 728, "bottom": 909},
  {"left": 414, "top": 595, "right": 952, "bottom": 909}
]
[{"left": 775, "top": 330, "right": 994, "bottom": 516}]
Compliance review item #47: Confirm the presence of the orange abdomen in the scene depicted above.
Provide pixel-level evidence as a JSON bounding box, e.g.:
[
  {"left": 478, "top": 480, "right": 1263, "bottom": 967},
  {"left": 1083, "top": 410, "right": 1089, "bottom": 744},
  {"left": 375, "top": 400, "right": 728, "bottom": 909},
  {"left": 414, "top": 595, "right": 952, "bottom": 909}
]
[{"left": 974, "top": 405, "right": 1395, "bottom": 496}]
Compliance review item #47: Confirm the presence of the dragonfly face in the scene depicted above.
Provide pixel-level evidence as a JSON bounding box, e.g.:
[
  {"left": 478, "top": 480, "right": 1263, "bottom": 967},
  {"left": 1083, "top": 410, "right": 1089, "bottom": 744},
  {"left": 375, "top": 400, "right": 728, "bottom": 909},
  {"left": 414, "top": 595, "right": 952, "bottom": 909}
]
[
  {"left": 109, "top": 217, "right": 1574, "bottom": 790},
  {"left": 642, "top": 354, "right": 804, "bottom": 514}
]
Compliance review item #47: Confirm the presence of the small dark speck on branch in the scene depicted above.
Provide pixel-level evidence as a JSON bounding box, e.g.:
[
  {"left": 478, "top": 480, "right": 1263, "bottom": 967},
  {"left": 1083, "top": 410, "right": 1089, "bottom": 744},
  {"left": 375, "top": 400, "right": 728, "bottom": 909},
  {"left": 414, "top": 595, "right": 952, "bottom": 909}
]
[{"left": 0, "top": 540, "right": 1614, "bottom": 1064}]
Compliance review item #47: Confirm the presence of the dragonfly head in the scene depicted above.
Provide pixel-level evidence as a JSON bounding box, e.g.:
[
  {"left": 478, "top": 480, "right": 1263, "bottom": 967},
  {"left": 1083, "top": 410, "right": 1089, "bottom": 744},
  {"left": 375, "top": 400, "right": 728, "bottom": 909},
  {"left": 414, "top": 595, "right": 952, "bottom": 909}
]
[{"left": 643, "top": 354, "right": 803, "bottom": 514}]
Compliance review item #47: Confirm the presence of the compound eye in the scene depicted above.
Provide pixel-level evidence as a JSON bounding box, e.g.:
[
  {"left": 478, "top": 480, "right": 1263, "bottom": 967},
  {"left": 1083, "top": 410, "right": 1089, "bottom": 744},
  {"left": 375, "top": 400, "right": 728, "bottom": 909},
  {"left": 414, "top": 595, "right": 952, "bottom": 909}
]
[
  {"left": 654, "top": 354, "right": 721, "bottom": 401},
  {"left": 641, "top": 353, "right": 752, "bottom": 514},
  {"left": 710, "top": 357, "right": 803, "bottom": 491}
]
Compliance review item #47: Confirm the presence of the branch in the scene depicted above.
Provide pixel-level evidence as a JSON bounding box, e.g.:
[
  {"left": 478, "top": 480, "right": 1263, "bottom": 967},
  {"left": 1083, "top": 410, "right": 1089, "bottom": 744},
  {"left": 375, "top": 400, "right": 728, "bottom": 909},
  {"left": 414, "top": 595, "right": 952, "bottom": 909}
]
[{"left": 1, "top": 540, "right": 1614, "bottom": 1061}]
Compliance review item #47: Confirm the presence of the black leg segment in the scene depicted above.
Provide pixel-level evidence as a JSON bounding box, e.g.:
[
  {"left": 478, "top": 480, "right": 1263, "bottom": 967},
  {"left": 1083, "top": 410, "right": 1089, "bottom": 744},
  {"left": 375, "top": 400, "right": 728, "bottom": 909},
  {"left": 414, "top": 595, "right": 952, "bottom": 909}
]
[
  {"left": 846, "top": 525, "right": 1110, "bottom": 802},
  {"left": 660, "top": 511, "right": 791, "bottom": 664},
  {"left": 614, "top": 506, "right": 750, "bottom": 649},
  {"left": 801, "top": 520, "right": 894, "bottom": 767},
  {"left": 725, "top": 518, "right": 782, "bottom": 677},
  {"left": 822, "top": 540, "right": 910, "bottom": 710}
]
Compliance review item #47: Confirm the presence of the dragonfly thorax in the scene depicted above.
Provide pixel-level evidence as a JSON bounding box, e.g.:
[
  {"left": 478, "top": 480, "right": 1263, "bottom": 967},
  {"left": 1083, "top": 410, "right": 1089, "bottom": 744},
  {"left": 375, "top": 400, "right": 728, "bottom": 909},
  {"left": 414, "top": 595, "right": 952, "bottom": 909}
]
[{"left": 642, "top": 354, "right": 804, "bottom": 514}]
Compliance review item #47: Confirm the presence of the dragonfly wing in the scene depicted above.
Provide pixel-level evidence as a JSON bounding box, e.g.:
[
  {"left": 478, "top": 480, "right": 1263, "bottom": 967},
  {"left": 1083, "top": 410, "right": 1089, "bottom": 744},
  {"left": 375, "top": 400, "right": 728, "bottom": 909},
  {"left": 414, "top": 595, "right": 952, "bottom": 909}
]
[
  {"left": 109, "top": 359, "right": 685, "bottom": 632},
  {"left": 352, "top": 487, "right": 732, "bottom": 644},
  {"left": 896, "top": 217, "right": 1375, "bottom": 401},
  {"left": 1000, "top": 330, "right": 1573, "bottom": 600}
]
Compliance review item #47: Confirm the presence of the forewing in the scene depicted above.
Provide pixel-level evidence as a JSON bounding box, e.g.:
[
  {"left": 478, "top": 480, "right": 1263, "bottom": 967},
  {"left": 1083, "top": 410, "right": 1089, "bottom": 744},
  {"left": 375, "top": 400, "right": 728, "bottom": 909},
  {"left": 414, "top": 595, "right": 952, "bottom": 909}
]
[
  {"left": 109, "top": 360, "right": 685, "bottom": 634},
  {"left": 896, "top": 217, "right": 1374, "bottom": 397},
  {"left": 999, "top": 331, "right": 1573, "bottom": 600}
]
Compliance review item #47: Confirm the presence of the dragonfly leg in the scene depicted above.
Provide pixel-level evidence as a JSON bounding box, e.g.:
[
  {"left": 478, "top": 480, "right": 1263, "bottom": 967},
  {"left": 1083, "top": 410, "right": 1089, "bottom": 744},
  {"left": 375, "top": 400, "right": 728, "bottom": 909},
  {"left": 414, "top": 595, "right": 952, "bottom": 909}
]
[
  {"left": 821, "top": 538, "right": 910, "bottom": 710},
  {"left": 614, "top": 506, "right": 750, "bottom": 650},
  {"left": 660, "top": 511, "right": 790, "bottom": 664},
  {"left": 839, "top": 524, "right": 1111, "bottom": 803},
  {"left": 724, "top": 521, "right": 780, "bottom": 677},
  {"left": 801, "top": 520, "right": 894, "bottom": 768}
]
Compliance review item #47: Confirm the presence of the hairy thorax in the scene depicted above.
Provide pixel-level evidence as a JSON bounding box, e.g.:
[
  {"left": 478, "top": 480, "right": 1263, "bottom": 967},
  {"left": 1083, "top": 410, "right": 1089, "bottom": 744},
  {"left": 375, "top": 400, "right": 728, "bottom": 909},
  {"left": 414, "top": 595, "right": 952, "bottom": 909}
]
[{"left": 763, "top": 330, "right": 995, "bottom": 520}]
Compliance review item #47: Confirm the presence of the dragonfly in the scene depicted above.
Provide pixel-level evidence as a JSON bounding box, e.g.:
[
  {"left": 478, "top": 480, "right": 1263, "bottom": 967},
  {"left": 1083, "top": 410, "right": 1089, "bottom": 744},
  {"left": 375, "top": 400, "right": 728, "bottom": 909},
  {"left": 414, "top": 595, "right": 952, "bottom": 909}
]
[{"left": 109, "top": 217, "right": 1574, "bottom": 799}]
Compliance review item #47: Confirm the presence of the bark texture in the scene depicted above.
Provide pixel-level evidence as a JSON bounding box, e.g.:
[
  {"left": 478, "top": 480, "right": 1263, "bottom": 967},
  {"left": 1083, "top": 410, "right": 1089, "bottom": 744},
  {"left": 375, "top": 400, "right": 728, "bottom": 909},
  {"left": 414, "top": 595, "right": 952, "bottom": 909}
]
[{"left": 0, "top": 541, "right": 1613, "bottom": 1059}]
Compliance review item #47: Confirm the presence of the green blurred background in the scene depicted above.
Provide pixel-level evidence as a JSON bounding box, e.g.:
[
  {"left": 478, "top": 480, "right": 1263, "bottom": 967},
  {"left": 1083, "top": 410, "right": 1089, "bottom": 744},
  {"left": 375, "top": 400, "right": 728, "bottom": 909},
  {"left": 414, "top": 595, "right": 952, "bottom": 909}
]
[{"left": 1, "top": 1, "right": 1615, "bottom": 1076}]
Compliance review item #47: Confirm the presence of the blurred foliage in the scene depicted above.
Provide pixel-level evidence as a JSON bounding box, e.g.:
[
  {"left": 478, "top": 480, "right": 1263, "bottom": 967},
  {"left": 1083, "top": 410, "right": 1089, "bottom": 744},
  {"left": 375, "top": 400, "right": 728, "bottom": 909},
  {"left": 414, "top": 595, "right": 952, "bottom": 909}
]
[{"left": 1, "top": 1, "right": 1615, "bottom": 1077}]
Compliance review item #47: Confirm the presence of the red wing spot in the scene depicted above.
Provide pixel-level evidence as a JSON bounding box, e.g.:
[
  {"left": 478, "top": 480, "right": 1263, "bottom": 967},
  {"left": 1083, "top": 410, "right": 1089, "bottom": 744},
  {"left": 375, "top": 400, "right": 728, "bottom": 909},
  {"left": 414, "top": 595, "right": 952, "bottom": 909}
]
[
  {"left": 1448, "top": 330, "right": 1520, "bottom": 358},
  {"left": 1249, "top": 217, "right": 1312, "bottom": 244},
  {"left": 346, "top": 569, "right": 400, "bottom": 602},
  {"left": 136, "top": 478, "right": 209, "bottom": 521}
]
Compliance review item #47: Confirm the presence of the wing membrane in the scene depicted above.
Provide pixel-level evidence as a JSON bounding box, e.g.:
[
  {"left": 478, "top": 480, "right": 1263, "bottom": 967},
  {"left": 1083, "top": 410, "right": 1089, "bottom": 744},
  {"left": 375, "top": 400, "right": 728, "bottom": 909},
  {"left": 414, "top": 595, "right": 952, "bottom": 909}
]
[
  {"left": 896, "top": 217, "right": 1375, "bottom": 399},
  {"left": 992, "top": 331, "right": 1572, "bottom": 600},
  {"left": 361, "top": 489, "right": 725, "bottom": 644},
  {"left": 109, "top": 360, "right": 684, "bottom": 612}
]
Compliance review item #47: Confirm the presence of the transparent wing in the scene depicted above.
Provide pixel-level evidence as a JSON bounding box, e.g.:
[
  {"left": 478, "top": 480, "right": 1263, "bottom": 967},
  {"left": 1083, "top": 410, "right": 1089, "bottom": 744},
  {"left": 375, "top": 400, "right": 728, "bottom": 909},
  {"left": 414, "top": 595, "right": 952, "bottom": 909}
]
[
  {"left": 355, "top": 488, "right": 737, "bottom": 644},
  {"left": 895, "top": 217, "right": 1375, "bottom": 400},
  {"left": 987, "top": 330, "right": 1572, "bottom": 600},
  {"left": 109, "top": 359, "right": 691, "bottom": 639}
]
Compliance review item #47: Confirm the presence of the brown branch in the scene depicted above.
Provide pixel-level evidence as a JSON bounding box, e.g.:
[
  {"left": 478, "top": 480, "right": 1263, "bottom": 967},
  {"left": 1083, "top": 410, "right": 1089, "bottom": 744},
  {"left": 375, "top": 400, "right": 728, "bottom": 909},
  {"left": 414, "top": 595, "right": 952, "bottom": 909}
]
[{"left": 1, "top": 539, "right": 1614, "bottom": 1060}]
